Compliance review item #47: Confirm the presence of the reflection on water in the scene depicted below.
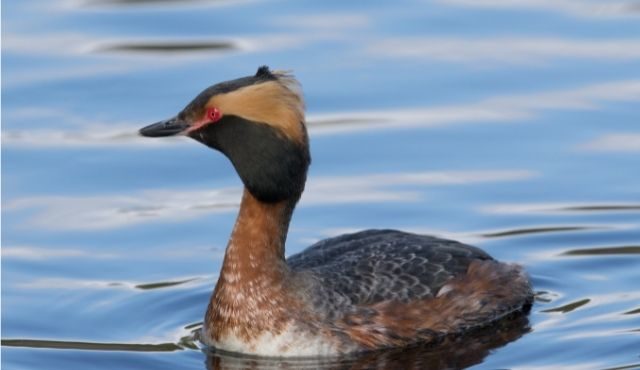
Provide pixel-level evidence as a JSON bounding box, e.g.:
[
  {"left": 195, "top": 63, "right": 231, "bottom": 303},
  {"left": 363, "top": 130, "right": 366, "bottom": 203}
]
[
  {"left": 558, "top": 205, "right": 640, "bottom": 212},
  {"left": 481, "top": 226, "right": 597, "bottom": 238},
  {"left": 1, "top": 246, "right": 117, "bottom": 260},
  {"left": 3, "top": 170, "right": 533, "bottom": 230},
  {"left": 541, "top": 298, "right": 591, "bottom": 313},
  {"left": 624, "top": 308, "right": 640, "bottom": 315},
  {"left": 368, "top": 38, "right": 640, "bottom": 64},
  {"left": 3, "top": 0, "right": 640, "bottom": 369},
  {"left": 135, "top": 278, "right": 198, "bottom": 290},
  {"left": 79, "top": 0, "right": 226, "bottom": 6},
  {"left": 97, "top": 41, "right": 237, "bottom": 54},
  {"left": 561, "top": 246, "right": 640, "bottom": 256},
  {"left": 2, "top": 314, "right": 531, "bottom": 369},
  {"left": 436, "top": 0, "right": 640, "bottom": 18},
  {"left": 3, "top": 80, "right": 640, "bottom": 147},
  {"left": 1, "top": 339, "right": 183, "bottom": 352},
  {"left": 580, "top": 133, "right": 640, "bottom": 152},
  {"left": 482, "top": 202, "right": 640, "bottom": 215},
  {"left": 206, "top": 315, "right": 531, "bottom": 370}
]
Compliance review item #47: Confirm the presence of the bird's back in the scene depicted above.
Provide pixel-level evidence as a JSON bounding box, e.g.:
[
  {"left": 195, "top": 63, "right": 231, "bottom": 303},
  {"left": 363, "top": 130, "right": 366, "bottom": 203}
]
[
  {"left": 286, "top": 230, "right": 531, "bottom": 352},
  {"left": 287, "top": 229, "right": 494, "bottom": 318}
]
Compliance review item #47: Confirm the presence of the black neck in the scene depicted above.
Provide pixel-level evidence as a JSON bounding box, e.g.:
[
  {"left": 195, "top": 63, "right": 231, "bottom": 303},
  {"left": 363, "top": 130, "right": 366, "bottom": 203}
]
[{"left": 190, "top": 115, "right": 310, "bottom": 203}]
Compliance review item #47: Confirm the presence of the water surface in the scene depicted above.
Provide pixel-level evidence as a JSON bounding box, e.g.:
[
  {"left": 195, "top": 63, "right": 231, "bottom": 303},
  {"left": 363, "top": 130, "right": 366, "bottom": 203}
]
[{"left": 2, "top": 1, "right": 640, "bottom": 369}]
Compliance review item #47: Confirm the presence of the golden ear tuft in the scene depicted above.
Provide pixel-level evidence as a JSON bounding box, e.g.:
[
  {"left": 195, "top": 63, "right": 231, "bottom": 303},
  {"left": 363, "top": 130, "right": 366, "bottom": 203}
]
[
  {"left": 272, "top": 70, "right": 305, "bottom": 111},
  {"left": 207, "top": 70, "right": 306, "bottom": 143}
]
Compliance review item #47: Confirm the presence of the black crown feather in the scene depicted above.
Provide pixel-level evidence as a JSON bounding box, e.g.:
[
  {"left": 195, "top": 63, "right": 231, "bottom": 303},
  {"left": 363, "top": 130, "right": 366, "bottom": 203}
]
[{"left": 255, "top": 65, "right": 274, "bottom": 79}]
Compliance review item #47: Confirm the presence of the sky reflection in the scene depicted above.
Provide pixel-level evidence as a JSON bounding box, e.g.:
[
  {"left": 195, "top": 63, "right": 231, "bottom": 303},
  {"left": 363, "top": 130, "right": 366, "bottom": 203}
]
[
  {"left": 4, "top": 170, "right": 534, "bottom": 230},
  {"left": 580, "top": 133, "right": 640, "bottom": 152},
  {"left": 2, "top": 0, "right": 639, "bottom": 368},
  {"left": 1, "top": 246, "right": 117, "bottom": 260},
  {"left": 3, "top": 79, "right": 639, "bottom": 147},
  {"left": 436, "top": 0, "right": 640, "bottom": 18},
  {"left": 368, "top": 38, "right": 640, "bottom": 64},
  {"left": 481, "top": 202, "right": 640, "bottom": 214}
]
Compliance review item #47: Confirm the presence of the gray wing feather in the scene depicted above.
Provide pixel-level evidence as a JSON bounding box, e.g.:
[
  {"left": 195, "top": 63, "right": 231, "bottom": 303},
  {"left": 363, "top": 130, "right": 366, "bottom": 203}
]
[{"left": 287, "top": 229, "right": 492, "bottom": 319}]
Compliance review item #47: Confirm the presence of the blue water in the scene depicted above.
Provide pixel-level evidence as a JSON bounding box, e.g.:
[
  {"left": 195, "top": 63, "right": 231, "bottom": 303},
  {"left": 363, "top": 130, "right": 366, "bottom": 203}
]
[{"left": 3, "top": 1, "right": 640, "bottom": 369}]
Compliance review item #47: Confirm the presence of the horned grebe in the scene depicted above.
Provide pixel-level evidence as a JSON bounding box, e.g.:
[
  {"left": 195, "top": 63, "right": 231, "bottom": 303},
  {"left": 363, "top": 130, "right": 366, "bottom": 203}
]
[{"left": 139, "top": 66, "right": 533, "bottom": 357}]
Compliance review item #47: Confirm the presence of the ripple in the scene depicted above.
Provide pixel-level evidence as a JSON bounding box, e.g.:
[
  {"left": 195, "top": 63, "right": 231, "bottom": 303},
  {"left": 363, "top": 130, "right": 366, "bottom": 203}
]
[
  {"left": 184, "top": 322, "right": 203, "bottom": 330},
  {"left": 558, "top": 205, "right": 640, "bottom": 212},
  {"left": 483, "top": 202, "right": 640, "bottom": 215},
  {"left": 4, "top": 170, "right": 534, "bottom": 230},
  {"left": 624, "top": 307, "right": 640, "bottom": 315},
  {"left": 16, "top": 276, "right": 204, "bottom": 290},
  {"left": 1, "top": 315, "right": 531, "bottom": 369},
  {"left": 88, "top": 0, "right": 199, "bottom": 3},
  {"left": 309, "top": 117, "right": 387, "bottom": 129},
  {"left": 561, "top": 246, "right": 640, "bottom": 256},
  {"left": 534, "top": 290, "right": 559, "bottom": 303},
  {"left": 367, "top": 37, "right": 640, "bottom": 64},
  {"left": 542, "top": 298, "right": 591, "bottom": 313},
  {"left": 204, "top": 314, "right": 531, "bottom": 370},
  {"left": 135, "top": 278, "right": 198, "bottom": 290},
  {"left": 1, "top": 339, "right": 183, "bottom": 352},
  {"left": 1, "top": 246, "right": 117, "bottom": 260},
  {"left": 580, "top": 133, "right": 640, "bottom": 152},
  {"left": 4, "top": 79, "right": 640, "bottom": 148},
  {"left": 78, "top": 0, "right": 233, "bottom": 6},
  {"left": 603, "top": 363, "right": 640, "bottom": 370},
  {"left": 97, "top": 40, "right": 237, "bottom": 54},
  {"left": 188, "top": 202, "right": 239, "bottom": 211},
  {"left": 481, "top": 226, "right": 597, "bottom": 238},
  {"left": 435, "top": 0, "right": 640, "bottom": 19}
]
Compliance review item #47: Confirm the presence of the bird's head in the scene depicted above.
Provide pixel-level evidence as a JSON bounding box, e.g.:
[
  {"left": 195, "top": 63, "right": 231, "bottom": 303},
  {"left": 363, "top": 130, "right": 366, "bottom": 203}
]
[{"left": 139, "top": 66, "right": 310, "bottom": 203}]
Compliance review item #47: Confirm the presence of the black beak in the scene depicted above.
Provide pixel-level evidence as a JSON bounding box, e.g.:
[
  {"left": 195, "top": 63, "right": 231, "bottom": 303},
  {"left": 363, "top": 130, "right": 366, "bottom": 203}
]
[{"left": 139, "top": 117, "right": 190, "bottom": 137}]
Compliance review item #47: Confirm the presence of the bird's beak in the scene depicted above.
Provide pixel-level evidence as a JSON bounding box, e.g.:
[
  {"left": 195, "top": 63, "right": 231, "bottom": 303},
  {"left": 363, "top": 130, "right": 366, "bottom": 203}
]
[{"left": 139, "top": 117, "right": 190, "bottom": 137}]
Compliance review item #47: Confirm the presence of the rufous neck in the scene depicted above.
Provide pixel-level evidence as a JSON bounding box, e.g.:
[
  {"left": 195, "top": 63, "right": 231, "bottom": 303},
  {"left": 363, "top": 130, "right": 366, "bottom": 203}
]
[
  {"left": 204, "top": 189, "right": 298, "bottom": 342},
  {"left": 223, "top": 189, "right": 294, "bottom": 271}
]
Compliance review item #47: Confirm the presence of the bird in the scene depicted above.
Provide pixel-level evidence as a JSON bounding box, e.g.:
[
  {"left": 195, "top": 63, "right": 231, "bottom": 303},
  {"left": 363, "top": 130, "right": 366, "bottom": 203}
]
[{"left": 139, "top": 66, "right": 533, "bottom": 357}]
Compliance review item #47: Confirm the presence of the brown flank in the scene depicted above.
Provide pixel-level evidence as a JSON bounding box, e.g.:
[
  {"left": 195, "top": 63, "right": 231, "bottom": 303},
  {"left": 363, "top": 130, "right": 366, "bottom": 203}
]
[{"left": 334, "top": 259, "right": 532, "bottom": 350}]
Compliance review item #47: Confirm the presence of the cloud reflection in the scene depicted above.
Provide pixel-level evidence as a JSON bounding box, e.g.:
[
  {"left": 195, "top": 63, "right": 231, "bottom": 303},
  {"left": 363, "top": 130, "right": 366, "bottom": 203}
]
[
  {"left": 436, "top": 0, "right": 640, "bottom": 18},
  {"left": 65, "top": 0, "right": 256, "bottom": 9},
  {"left": 1, "top": 246, "right": 117, "bottom": 260},
  {"left": 4, "top": 170, "right": 535, "bottom": 230},
  {"left": 97, "top": 40, "right": 237, "bottom": 54},
  {"left": 4, "top": 80, "right": 640, "bottom": 148},
  {"left": 2, "top": 33, "right": 297, "bottom": 57},
  {"left": 16, "top": 276, "right": 204, "bottom": 290},
  {"left": 1, "top": 33, "right": 303, "bottom": 86},
  {"left": 1, "top": 125, "right": 179, "bottom": 148},
  {"left": 481, "top": 202, "right": 640, "bottom": 214},
  {"left": 368, "top": 38, "right": 640, "bottom": 64},
  {"left": 273, "top": 14, "right": 370, "bottom": 30},
  {"left": 311, "top": 78, "right": 640, "bottom": 135},
  {"left": 580, "top": 133, "right": 640, "bottom": 152},
  {"left": 16, "top": 278, "right": 137, "bottom": 290}
]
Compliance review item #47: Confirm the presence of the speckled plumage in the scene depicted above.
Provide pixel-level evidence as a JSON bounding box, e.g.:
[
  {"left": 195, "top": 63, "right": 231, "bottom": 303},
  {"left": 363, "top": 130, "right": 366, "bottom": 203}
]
[
  {"left": 281, "top": 229, "right": 532, "bottom": 352},
  {"left": 288, "top": 229, "right": 493, "bottom": 318}
]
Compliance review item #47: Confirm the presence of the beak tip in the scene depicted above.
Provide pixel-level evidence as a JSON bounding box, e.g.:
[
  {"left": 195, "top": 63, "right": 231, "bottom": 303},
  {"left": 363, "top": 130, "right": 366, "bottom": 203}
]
[
  {"left": 138, "top": 127, "right": 155, "bottom": 138},
  {"left": 138, "top": 127, "right": 154, "bottom": 137},
  {"left": 139, "top": 118, "right": 189, "bottom": 138}
]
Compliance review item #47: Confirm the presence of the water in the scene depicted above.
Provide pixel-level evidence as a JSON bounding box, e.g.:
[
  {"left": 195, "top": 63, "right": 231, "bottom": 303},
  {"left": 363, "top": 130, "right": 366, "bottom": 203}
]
[{"left": 2, "top": 0, "right": 640, "bottom": 369}]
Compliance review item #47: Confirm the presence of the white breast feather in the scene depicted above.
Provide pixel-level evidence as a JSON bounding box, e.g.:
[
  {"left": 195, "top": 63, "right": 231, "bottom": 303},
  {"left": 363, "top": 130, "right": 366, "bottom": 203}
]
[{"left": 205, "top": 325, "right": 341, "bottom": 357}]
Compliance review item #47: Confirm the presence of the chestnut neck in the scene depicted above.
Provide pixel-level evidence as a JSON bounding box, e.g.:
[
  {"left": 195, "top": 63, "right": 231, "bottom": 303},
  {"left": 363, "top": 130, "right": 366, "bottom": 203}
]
[
  {"left": 219, "top": 189, "right": 297, "bottom": 284},
  {"left": 205, "top": 189, "right": 300, "bottom": 341}
]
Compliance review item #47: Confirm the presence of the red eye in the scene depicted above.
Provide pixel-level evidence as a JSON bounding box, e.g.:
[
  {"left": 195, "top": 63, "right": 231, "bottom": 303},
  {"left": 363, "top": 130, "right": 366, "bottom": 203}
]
[{"left": 206, "top": 107, "right": 222, "bottom": 123}]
